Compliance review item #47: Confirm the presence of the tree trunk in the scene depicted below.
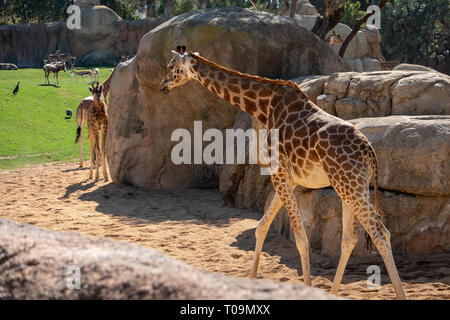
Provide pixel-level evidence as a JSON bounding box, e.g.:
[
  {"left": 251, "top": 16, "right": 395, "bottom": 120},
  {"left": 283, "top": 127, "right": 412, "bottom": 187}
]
[
  {"left": 146, "top": 0, "right": 156, "bottom": 18},
  {"left": 311, "top": 5, "right": 345, "bottom": 40},
  {"left": 339, "top": 0, "right": 388, "bottom": 57},
  {"left": 200, "top": 0, "right": 208, "bottom": 9},
  {"left": 289, "top": 0, "right": 298, "bottom": 18},
  {"left": 164, "top": 0, "right": 174, "bottom": 17}
]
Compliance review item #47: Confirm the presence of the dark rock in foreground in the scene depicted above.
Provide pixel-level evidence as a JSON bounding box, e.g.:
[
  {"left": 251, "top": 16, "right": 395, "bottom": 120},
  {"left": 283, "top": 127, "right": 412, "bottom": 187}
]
[{"left": 0, "top": 219, "right": 339, "bottom": 300}]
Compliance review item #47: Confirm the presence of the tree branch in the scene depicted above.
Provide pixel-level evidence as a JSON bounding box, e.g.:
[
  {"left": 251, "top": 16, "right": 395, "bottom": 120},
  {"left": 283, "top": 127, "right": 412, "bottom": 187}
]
[
  {"left": 339, "top": 0, "right": 389, "bottom": 57},
  {"left": 290, "top": 0, "right": 298, "bottom": 19},
  {"left": 249, "top": 0, "right": 258, "bottom": 11}
]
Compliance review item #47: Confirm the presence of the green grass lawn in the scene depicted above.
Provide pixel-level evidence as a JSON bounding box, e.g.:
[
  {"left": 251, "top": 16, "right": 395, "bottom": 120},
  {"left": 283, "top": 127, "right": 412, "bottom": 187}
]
[{"left": 0, "top": 67, "right": 113, "bottom": 169}]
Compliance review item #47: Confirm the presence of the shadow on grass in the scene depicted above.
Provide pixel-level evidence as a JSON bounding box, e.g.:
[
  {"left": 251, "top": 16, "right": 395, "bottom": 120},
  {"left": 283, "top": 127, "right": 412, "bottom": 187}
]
[{"left": 38, "top": 84, "right": 60, "bottom": 88}]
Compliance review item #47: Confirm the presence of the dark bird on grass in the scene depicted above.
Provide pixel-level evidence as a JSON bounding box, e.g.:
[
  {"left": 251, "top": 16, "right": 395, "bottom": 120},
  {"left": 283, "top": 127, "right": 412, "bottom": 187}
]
[
  {"left": 12, "top": 81, "right": 20, "bottom": 95},
  {"left": 66, "top": 109, "right": 73, "bottom": 119}
]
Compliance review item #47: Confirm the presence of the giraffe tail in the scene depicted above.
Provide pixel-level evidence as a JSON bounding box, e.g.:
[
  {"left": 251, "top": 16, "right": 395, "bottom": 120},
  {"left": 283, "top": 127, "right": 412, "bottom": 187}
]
[
  {"left": 75, "top": 127, "right": 81, "bottom": 143},
  {"left": 365, "top": 144, "right": 379, "bottom": 253}
]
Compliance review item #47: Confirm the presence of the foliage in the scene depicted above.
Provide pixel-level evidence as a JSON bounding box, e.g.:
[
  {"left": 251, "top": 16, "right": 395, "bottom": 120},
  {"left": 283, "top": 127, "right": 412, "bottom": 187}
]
[
  {"left": 340, "top": 1, "right": 366, "bottom": 28},
  {"left": 0, "top": 67, "right": 112, "bottom": 169},
  {"left": 309, "top": 0, "right": 366, "bottom": 27},
  {"left": 381, "top": 0, "right": 449, "bottom": 73}
]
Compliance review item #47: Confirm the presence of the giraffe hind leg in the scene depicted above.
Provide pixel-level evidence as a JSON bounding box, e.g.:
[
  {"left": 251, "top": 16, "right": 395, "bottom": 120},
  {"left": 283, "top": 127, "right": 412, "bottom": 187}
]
[
  {"left": 331, "top": 200, "right": 358, "bottom": 295},
  {"left": 343, "top": 194, "right": 406, "bottom": 299}
]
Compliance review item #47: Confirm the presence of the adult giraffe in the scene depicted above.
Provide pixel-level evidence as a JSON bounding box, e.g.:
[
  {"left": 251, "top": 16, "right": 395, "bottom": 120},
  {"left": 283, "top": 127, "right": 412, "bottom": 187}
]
[{"left": 159, "top": 47, "right": 406, "bottom": 299}]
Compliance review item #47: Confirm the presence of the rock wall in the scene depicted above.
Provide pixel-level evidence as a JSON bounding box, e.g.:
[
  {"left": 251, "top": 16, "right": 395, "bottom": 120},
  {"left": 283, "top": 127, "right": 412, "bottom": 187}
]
[
  {"left": 0, "top": 5, "right": 168, "bottom": 67},
  {"left": 0, "top": 218, "right": 339, "bottom": 299},
  {"left": 107, "top": 8, "right": 350, "bottom": 189}
]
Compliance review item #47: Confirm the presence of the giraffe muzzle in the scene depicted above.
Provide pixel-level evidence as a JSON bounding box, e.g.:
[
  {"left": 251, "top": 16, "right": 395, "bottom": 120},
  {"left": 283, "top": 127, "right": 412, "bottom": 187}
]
[{"left": 160, "top": 87, "right": 169, "bottom": 95}]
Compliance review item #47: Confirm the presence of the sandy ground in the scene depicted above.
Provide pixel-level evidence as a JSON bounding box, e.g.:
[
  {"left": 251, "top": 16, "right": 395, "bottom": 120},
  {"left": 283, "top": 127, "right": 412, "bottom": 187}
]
[{"left": 0, "top": 161, "right": 449, "bottom": 300}]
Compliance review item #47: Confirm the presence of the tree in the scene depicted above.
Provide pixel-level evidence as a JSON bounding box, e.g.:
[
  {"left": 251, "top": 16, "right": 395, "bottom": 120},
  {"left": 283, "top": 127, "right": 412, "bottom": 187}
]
[
  {"left": 339, "top": 0, "right": 388, "bottom": 57},
  {"left": 311, "top": 0, "right": 346, "bottom": 40},
  {"left": 381, "top": 0, "right": 449, "bottom": 74},
  {"left": 147, "top": 0, "right": 156, "bottom": 17}
]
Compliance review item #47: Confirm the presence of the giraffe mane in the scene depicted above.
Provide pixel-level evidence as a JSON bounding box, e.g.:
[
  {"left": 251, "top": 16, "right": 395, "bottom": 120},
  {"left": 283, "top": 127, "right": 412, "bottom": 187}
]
[{"left": 188, "top": 52, "right": 308, "bottom": 95}]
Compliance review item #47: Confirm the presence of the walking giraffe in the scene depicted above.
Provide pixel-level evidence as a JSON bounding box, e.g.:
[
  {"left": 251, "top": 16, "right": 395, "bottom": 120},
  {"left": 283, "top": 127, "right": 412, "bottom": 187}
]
[{"left": 159, "top": 47, "right": 406, "bottom": 299}]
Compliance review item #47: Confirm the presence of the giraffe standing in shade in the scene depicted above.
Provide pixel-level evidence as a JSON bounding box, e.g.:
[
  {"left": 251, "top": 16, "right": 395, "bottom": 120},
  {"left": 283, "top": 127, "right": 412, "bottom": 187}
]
[
  {"left": 76, "top": 68, "right": 116, "bottom": 167},
  {"left": 159, "top": 47, "right": 407, "bottom": 299},
  {"left": 86, "top": 82, "right": 108, "bottom": 182}
]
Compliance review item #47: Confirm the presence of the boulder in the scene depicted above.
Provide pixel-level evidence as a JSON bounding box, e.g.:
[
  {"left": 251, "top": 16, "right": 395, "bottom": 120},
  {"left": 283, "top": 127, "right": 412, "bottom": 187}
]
[
  {"left": 76, "top": 50, "right": 118, "bottom": 66},
  {"left": 361, "top": 57, "right": 381, "bottom": 72},
  {"left": 391, "top": 72, "right": 450, "bottom": 115},
  {"left": 320, "top": 71, "right": 450, "bottom": 119},
  {"left": 350, "top": 116, "right": 450, "bottom": 197},
  {"left": 75, "top": 4, "right": 122, "bottom": 38},
  {"left": 279, "top": 0, "right": 319, "bottom": 16},
  {"left": 0, "top": 218, "right": 339, "bottom": 299},
  {"left": 219, "top": 112, "right": 274, "bottom": 212},
  {"left": 393, "top": 63, "right": 440, "bottom": 73},
  {"left": 0, "top": 63, "right": 18, "bottom": 70},
  {"left": 107, "top": 8, "right": 350, "bottom": 189}
]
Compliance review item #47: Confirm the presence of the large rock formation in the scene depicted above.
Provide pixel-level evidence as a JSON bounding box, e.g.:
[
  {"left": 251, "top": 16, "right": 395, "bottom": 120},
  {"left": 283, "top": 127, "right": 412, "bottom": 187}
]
[
  {"left": 0, "top": 218, "right": 339, "bottom": 299},
  {"left": 304, "top": 71, "right": 450, "bottom": 119},
  {"left": 0, "top": 5, "right": 168, "bottom": 67},
  {"left": 107, "top": 8, "right": 350, "bottom": 189}
]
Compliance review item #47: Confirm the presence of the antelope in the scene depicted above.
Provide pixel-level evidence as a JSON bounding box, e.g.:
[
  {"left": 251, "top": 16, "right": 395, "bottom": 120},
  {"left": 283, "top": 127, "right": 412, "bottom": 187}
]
[{"left": 43, "top": 62, "right": 66, "bottom": 85}]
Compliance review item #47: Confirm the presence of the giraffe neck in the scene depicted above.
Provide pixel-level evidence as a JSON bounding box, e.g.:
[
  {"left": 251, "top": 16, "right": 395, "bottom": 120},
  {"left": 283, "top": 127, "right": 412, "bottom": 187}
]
[
  {"left": 189, "top": 58, "right": 277, "bottom": 124},
  {"left": 101, "top": 68, "right": 116, "bottom": 96},
  {"left": 93, "top": 96, "right": 107, "bottom": 112}
]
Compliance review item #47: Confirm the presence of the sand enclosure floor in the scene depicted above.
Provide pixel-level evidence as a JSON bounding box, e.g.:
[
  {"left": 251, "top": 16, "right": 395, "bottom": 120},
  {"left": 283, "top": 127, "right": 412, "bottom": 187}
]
[{"left": 0, "top": 162, "right": 449, "bottom": 300}]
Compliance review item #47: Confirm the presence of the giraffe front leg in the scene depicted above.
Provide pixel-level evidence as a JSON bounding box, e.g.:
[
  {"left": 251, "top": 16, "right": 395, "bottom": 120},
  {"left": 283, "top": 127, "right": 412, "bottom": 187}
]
[
  {"left": 79, "top": 126, "right": 84, "bottom": 168},
  {"left": 331, "top": 200, "right": 358, "bottom": 295},
  {"left": 87, "top": 127, "right": 95, "bottom": 179},
  {"left": 250, "top": 190, "right": 282, "bottom": 278},
  {"left": 272, "top": 166, "right": 311, "bottom": 286},
  {"left": 102, "top": 130, "right": 108, "bottom": 182},
  {"left": 94, "top": 133, "right": 100, "bottom": 182}
]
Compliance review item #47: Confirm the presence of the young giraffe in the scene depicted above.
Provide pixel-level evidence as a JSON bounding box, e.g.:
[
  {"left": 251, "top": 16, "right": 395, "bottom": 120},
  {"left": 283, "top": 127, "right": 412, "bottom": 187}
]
[
  {"left": 159, "top": 47, "right": 407, "bottom": 299},
  {"left": 76, "top": 68, "right": 116, "bottom": 167},
  {"left": 87, "top": 82, "right": 109, "bottom": 182},
  {"left": 326, "top": 31, "right": 343, "bottom": 46}
]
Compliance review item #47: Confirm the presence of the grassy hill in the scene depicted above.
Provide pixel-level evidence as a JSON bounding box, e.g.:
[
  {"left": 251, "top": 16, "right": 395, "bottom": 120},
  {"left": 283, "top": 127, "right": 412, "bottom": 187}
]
[{"left": 0, "top": 67, "right": 113, "bottom": 169}]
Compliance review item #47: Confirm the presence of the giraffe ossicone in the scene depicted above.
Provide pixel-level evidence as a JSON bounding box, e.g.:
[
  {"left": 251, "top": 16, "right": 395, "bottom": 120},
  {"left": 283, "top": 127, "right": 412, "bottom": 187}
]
[{"left": 159, "top": 48, "right": 407, "bottom": 299}]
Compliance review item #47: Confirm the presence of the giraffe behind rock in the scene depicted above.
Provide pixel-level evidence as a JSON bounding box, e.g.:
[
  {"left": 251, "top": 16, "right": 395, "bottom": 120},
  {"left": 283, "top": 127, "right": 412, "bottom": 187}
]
[{"left": 159, "top": 48, "right": 407, "bottom": 299}]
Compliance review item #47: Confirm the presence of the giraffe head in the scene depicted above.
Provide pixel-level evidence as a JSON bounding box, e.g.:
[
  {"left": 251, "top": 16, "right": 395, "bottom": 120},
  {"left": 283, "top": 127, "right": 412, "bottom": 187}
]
[
  {"left": 159, "top": 46, "right": 198, "bottom": 94},
  {"left": 326, "top": 31, "right": 343, "bottom": 46},
  {"left": 89, "top": 82, "right": 104, "bottom": 101}
]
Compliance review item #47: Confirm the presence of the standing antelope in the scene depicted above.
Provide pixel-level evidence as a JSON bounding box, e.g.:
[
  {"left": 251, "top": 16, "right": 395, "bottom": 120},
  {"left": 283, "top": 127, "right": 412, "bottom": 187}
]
[
  {"left": 43, "top": 62, "right": 66, "bottom": 85},
  {"left": 71, "top": 67, "right": 95, "bottom": 83}
]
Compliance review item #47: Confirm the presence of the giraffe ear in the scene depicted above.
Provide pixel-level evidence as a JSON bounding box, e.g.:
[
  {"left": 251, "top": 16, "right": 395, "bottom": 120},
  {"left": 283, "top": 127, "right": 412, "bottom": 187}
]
[
  {"left": 172, "top": 50, "right": 186, "bottom": 61},
  {"left": 171, "top": 50, "right": 183, "bottom": 61}
]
